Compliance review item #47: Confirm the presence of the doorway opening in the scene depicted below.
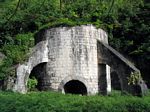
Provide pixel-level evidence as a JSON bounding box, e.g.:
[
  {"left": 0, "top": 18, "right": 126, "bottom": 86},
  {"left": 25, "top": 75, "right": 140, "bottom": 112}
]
[
  {"left": 111, "top": 71, "right": 121, "bottom": 90},
  {"left": 64, "top": 80, "right": 87, "bottom": 95},
  {"left": 28, "top": 62, "right": 47, "bottom": 91}
]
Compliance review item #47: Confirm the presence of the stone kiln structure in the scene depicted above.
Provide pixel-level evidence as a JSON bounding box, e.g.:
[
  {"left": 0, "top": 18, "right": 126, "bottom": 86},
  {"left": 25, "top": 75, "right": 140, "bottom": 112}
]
[{"left": 13, "top": 25, "right": 147, "bottom": 95}]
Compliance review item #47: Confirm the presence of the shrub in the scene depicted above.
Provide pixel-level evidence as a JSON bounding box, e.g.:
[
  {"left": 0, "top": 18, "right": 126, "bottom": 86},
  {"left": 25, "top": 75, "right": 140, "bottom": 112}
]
[
  {"left": 27, "top": 77, "right": 38, "bottom": 91},
  {"left": 0, "top": 91, "right": 150, "bottom": 112},
  {"left": 0, "top": 33, "right": 34, "bottom": 80}
]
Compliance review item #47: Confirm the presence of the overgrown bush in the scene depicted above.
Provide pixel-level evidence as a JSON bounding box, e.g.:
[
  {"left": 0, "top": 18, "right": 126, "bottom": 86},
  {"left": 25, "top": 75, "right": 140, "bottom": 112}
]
[{"left": 0, "top": 33, "right": 34, "bottom": 80}]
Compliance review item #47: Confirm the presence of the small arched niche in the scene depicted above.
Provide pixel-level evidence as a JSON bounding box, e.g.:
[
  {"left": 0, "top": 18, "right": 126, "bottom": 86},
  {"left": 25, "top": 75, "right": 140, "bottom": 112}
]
[{"left": 64, "top": 80, "right": 87, "bottom": 95}]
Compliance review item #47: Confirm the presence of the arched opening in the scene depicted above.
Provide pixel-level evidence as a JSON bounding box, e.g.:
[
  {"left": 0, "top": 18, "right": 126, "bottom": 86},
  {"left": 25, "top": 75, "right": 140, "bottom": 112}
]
[
  {"left": 28, "top": 62, "right": 47, "bottom": 91},
  {"left": 111, "top": 71, "right": 121, "bottom": 90},
  {"left": 64, "top": 80, "right": 87, "bottom": 95}
]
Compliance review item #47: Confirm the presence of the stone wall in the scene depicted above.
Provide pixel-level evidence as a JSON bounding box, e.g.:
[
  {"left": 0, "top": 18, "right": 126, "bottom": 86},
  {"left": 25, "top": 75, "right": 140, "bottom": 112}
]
[
  {"left": 13, "top": 41, "right": 48, "bottom": 93},
  {"left": 44, "top": 25, "right": 108, "bottom": 95},
  {"left": 97, "top": 41, "right": 148, "bottom": 95}
]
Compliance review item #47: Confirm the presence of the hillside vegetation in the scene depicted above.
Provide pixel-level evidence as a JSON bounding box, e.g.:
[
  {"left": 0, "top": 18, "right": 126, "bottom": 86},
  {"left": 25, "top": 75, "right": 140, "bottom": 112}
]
[{"left": 0, "top": 0, "right": 150, "bottom": 87}]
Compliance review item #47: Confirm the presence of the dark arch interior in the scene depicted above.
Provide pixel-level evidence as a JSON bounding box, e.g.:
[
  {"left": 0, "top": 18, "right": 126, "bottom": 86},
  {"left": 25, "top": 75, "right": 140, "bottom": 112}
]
[
  {"left": 111, "top": 71, "right": 121, "bottom": 90},
  {"left": 64, "top": 80, "right": 87, "bottom": 95},
  {"left": 29, "top": 62, "right": 47, "bottom": 91}
]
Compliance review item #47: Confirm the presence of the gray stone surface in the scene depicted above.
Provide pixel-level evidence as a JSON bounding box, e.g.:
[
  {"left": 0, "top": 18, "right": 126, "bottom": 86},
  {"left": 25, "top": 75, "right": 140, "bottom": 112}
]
[
  {"left": 13, "top": 41, "right": 48, "bottom": 93},
  {"left": 13, "top": 25, "right": 148, "bottom": 95},
  {"left": 97, "top": 41, "right": 147, "bottom": 95}
]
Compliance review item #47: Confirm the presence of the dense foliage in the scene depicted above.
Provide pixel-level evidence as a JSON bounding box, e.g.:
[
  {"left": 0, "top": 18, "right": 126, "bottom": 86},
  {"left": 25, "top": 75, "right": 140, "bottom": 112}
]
[
  {"left": 0, "top": 91, "right": 150, "bottom": 112},
  {"left": 0, "top": 0, "right": 149, "bottom": 86}
]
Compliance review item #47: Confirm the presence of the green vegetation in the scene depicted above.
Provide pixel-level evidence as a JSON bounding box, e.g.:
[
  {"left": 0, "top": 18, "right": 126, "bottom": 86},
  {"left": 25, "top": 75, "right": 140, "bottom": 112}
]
[
  {"left": 127, "top": 72, "right": 142, "bottom": 85},
  {"left": 0, "top": 91, "right": 150, "bottom": 112},
  {"left": 0, "top": 33, "right": 34, "bottom": 79},
  {"left": 27, "top": 77, "right": 38, "bottom": 91},
  {"left": 0, "top": 0, "right": 149, "bottom": 87}
]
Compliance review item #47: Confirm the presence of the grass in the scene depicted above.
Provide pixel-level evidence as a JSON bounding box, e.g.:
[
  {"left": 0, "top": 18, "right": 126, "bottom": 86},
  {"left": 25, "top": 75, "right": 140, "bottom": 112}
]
[{"left": 0, "top": 91, "right": 150, "bottom": 112}]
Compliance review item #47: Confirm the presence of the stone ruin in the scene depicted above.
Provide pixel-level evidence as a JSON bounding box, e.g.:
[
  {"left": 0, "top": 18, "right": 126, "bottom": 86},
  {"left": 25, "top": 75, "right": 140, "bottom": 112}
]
[{"left": 13, "top": 25, "right": 148, "bottom": 96}]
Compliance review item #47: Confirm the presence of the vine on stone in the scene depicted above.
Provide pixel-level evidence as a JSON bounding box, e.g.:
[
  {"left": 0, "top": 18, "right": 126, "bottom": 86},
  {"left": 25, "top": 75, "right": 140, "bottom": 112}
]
[{"left": 127, "top": 72, "right": 142, "bottom": 85}]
